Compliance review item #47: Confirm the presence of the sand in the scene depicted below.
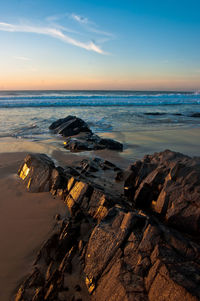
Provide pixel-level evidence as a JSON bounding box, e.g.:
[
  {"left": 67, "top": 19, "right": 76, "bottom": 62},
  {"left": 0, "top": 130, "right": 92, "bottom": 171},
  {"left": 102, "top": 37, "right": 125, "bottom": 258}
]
[
  {"left": 0, "top": 126, "right": 200, "bottom": 300},
  {"left": 0, "top": 152, "right": 68, "bottom": 301}
]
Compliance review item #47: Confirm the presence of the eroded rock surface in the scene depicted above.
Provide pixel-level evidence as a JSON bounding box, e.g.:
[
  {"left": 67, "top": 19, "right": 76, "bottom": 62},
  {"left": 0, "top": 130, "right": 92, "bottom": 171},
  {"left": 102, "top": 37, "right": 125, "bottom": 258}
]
[
  {"left": 49, "top": 116, "right": 123, "bottom": 152},
  {"left": 124, "top": 149, "right": 200, "bottom": 234},
  {"left": 49, "top": 115, "right": 92, "bottom": 137},
  {"left": 15, "top": 151, "right": 200, "bottom": 301}
]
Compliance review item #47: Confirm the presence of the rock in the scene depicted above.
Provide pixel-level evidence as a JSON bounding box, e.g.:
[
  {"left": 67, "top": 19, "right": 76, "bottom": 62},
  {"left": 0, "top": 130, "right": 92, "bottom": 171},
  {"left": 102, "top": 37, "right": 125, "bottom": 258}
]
[
  {"left": 18, "top": 153, "right": 55, "bottom": 192},
  {"left": 64, "top": 135, "right": 123, "bottom": 152},
  {"left": 84, "top": 208, "right": 136, "bottom": 288},
  {"left": 124, "top": 150, "right": 200, "bottom": 234},
  {"left": 50, "top": 115, "right": 123, "bottom": 152},
  {"left": 97, "top": 138, "right": 123, "bottom": 151},
  {"left": 190, "top": 113, "right": 200, "bottom": 118},
  {"left": 16, "top": 150, "right": 200, "bottom": 301},
  {"left": 49, "top": 115, "right": 92, "bottom": 137}
]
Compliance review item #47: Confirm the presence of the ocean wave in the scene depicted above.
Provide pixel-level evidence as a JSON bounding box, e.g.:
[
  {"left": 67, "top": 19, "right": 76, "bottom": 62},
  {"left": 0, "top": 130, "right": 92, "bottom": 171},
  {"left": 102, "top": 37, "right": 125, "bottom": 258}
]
[
  {"left": 0, "top": 91, "right": 200, "bottom": 108},
  {"left": 0, "top": 99, "right": 200, "bottom": 108}
]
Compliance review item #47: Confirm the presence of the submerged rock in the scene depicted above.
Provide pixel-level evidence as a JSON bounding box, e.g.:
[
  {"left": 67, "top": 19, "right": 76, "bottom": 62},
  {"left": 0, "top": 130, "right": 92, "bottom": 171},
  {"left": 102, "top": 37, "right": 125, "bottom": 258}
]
[
  {"left": 49, "top": 115, "right": 92, "bottom": 136},
  {"left": 49, "top": 115, "right": 123, "bottom": 152}
]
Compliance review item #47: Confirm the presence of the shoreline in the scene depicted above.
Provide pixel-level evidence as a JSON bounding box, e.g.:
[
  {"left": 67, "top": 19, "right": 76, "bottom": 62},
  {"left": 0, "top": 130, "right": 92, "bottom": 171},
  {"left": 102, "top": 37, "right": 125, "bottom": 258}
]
[
  {"left": 0, "top": 124, "right": 200, "bottom": 300},
  {"left": 1, "top": 126, "right": 200, "bottom": 160}
]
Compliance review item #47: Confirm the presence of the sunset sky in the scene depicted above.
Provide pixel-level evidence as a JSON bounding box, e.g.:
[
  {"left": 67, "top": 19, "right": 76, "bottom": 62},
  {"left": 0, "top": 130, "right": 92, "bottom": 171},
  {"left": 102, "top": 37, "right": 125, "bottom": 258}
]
[{"left": 0, "top": 0, "right": 200, "bottom": 90}]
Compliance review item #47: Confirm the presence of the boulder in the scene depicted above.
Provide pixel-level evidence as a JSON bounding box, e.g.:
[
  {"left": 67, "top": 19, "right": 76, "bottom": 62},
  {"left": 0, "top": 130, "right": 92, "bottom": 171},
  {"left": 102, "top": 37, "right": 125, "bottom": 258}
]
[
  {"left": 49, "top": 115, "right": 92, "bottom": 137},
  {"left": 124, "top": 150, "right": 200, "bottom": 234},
  {"left": 18, "top": 153, "right": 55, "bottom": 192},
  {"left": 50, "top": 115, "right": 123, "bottom": 152}
]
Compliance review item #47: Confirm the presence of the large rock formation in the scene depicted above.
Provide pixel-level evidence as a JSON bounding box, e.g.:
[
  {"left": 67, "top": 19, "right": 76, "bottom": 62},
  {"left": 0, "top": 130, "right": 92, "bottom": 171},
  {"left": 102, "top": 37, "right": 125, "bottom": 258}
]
[
  {"left": 124, "top": 149, "right": 200, "bottom": 234},
  {"left": 49, "top": 116, "right": 123, "bottom": 152},
  {"left": 15, "top": 150, "right": 200, "bottom": 301}
]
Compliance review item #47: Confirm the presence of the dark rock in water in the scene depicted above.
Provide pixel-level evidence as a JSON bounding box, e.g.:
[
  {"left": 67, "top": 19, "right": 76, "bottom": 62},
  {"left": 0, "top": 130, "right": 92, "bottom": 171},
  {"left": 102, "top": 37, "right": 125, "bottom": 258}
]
[
  {"left": 97, "top": 138, "right": 123, "bottom": 151},
  {"left": 144, "top": 112, "right": 166, "bottom": 116},
  {"left": 64, "top": 138, "right": 93, "bottom": 151},
  {"left": 190, "top": 113, "right": 200, "bottom": 118},
  {"left": 16, "top": 150, "right": 200, "bottom": 301},
  {"left": 124, "top": 149, "right": 200, "bottom": 234},
  {"left": 49, "top": 115, "right": 92, "bottom": 137},
  {"left": 49, "top": 115, "right": 75, "bottom": 130},
  {"left": 50, "top": 115, "right": 123, "bottom": 152},
  {"left": 64, "top": 134, "right": 123, "bottom": 152}
]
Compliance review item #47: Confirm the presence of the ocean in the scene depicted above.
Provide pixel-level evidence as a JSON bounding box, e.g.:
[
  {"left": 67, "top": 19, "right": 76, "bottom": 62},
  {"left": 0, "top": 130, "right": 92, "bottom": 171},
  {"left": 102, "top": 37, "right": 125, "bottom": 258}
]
[{"left": 0, "top": 90, "right": 200, "bottom": 160}]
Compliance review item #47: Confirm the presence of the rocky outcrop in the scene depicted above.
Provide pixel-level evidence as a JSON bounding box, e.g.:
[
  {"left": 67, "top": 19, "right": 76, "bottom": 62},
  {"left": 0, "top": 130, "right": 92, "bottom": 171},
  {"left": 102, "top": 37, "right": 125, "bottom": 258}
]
[
  {"left": 18, "top": 154, "right": 56, "bottom": 192},
  {"left": 49, "top": 116, "right": 123, "bottom": 152},
  {"left": 124, "top": 149, "right": 200, "bottom": 234},
  {"left": 49, "top": 115, "right": 92, "bottom": 136},
  {"left": 15, "top": 150, "right": 200, "bottom": 301}
]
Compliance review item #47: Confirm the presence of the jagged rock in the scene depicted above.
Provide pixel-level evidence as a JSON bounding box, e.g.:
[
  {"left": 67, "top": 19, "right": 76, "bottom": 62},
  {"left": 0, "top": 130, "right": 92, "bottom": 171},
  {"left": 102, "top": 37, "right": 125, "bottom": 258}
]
[
  {"left": 89, "top": 210, "right": 200, "bottom": 301},
  {"left": 49, "top": 115, "right": 92, "bottom": 137},
  {"left": 18, "top": 153, "right": 55, "bottom": 192},
  {"left": 15, "top": 150, "right": 200, "bottom": 301},
  {"left": 49, "top": 115, "right": 123, "bottom": 152},
  {"left": 64, "top": 134, "right": 123, "bottom": 152},
  {"left": 84, "top": 208, "right": 136, "bottom": 291},
  {"left": 124, "top": 150, "right": 200, "bottom": 234}
]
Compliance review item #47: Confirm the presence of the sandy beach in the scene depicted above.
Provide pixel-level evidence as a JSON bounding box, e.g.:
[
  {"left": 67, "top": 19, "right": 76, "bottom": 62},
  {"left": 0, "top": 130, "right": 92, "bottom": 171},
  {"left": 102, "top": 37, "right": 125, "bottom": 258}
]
[
  {"left": 0, "top": 124, "right": 200, "bottom": 300},
  {"left": 0, "top": 152, "right": 68, "bottom": 301}
]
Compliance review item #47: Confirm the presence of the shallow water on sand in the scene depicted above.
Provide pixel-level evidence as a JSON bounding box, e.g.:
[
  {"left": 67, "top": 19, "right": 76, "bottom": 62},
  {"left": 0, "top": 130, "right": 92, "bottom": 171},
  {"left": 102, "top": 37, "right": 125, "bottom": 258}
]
[{"left": 0, "top": 90, "right": 200, "bottom": 160}]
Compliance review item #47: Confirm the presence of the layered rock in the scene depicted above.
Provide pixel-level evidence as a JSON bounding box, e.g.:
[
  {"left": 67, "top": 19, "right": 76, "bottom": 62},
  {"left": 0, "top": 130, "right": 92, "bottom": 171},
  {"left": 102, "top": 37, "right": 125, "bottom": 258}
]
[
  {"left": 49, "top": 116, "right": 123, "bottom": 152},
  {"left": 49, "top": 115, "right": 92, "bottom": 136},
  {"left": 15, "top": 150, "right": 200, "bottom": 301},
  {"left": 124, "top": 149, "right": 200, "bottom": 234}
]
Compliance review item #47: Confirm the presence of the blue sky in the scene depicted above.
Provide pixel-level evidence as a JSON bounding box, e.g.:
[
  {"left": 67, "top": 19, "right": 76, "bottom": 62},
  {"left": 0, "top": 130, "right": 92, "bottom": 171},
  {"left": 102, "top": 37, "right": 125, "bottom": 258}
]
[{"left": 0, "top": 0, "right": 200, "bottom": 90}]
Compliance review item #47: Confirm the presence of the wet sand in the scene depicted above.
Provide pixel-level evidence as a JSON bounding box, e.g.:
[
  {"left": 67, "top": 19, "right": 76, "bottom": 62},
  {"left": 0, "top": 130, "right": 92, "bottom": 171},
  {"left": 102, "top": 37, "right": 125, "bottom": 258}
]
[
  {"left": 99, "top": 127, "right": 200, "bottom": 161},
  {"left": 0, "top": 126, "right": 200, "bottom": 300},
  {"left": 0, "top": 152, "right": 68, "bottom": 301}
]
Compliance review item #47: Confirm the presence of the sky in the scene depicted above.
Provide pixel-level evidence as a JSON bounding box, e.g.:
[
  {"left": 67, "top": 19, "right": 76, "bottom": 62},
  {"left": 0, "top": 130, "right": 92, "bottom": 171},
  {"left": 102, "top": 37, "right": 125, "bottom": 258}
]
[{"left": 0, "top": 0, "right": 200, "bottom": 90}]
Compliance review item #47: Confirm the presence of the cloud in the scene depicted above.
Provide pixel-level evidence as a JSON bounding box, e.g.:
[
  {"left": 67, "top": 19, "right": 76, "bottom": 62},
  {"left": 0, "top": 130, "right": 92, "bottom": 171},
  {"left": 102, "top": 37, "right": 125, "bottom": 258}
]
[
  {"left": 0, "top": 22, "right": 105, "bottom": 54},
  {"left": 71, "top": 14, "right": 89, "bottom": 25},
  {"left": 70, "top": 13, "right": 114, "bottom": 38}
]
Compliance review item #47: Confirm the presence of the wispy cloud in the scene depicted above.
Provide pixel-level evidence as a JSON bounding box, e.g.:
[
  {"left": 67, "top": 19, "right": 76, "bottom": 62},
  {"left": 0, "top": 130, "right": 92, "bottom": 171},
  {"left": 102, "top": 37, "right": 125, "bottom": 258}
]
[
  {"left": 70, "top": 13, "right": 114, "bottom": 38},
  {"left": 14, "top": 56, "right": 31, "bottom": 61},
  {"left": 0, "top": 22, "right": 106, "bottom": 54},
  {"left": 71, "top": 14, "right": 89, "bottom": 25}
]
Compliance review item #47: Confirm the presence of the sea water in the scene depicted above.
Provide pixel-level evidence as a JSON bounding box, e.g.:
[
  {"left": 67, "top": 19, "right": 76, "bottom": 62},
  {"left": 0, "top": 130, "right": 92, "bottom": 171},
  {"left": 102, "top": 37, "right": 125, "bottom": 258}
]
[{"left": 0, "top": 90, "right": 200, "bottom": 159}]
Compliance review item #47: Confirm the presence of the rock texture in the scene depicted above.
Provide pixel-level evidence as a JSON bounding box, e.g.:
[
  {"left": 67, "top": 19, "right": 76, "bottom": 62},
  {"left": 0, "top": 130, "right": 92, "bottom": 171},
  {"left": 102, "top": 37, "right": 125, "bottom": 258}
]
[
  {"left": 124, "top": 149, "right": 200, "bottom": 234},
  {"left": 49, "top": 116, "right": 123, "bottom": 152},
  {"left": 15, "top": 150, "right": 200, "bottom": 301},
  {"left": 49, "top": 115, "right": 92, "bottom": 137}
]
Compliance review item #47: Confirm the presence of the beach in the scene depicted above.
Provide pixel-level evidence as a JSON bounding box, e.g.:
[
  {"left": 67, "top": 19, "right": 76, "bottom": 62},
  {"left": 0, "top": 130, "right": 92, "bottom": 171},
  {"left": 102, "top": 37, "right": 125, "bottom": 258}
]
[
  {"left": 0, "top": 152, "right": 69, "bottom": 301},
  {"left": 0, "top": 125, "right": 200, "bottom": 300},
  {"left": 0, "top": 90, "right": 200, "bottom": 299}
]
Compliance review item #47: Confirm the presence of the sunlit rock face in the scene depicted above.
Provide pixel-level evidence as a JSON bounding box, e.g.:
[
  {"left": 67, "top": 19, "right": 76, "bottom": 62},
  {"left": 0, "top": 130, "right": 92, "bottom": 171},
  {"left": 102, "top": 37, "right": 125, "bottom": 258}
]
[
  {"left": 16, "top": 151, "right": 200, "bottom": 301},
  {"left": 124, "top": 149, "right": 200, "bottom": 234},
  {"left": 18, "top": 153, "right": 55, "bottom": 192}
]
